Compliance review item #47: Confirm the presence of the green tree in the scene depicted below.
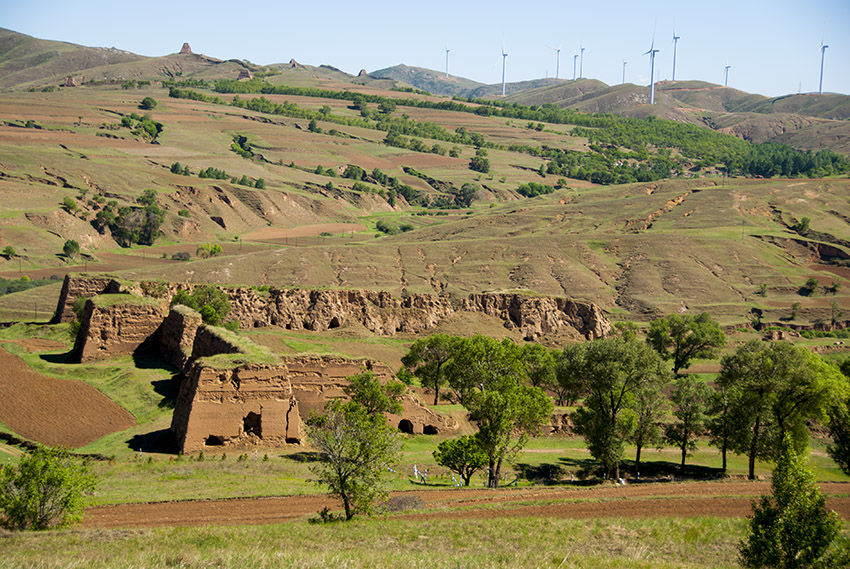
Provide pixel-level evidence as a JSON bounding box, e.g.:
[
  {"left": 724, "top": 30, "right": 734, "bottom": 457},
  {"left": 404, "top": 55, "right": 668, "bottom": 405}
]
[
  {"left": 170, "top": 162, "right": 183, "bottom": 174},
  {"left": 827, "top": 361, "right": 850, "bottom": 476},
  {"left": 629, "top": 386, "right": 665, "bottom": 470},
  {"left": 647, "top": 312, "right": 726, "bottom": 374},
  {"left": 61, "top": 196, "right": 78, "bottom": 213},
  {"left": 170, "top": 285, "right": 231, "bottom": 327},
  {"left": 564, "top": 336, "right": 669, "bottom": 480},
  {"left": 444, "top": 335, "right": 552, "bottom": 487},
  {"left": 520, "top": 343, "right": 556, "bottom": 389},
  {"left": 455, "top": 183, "right": 479, "bottom": 207},
  {"left": 3, "top": 245, "right": 17, "bottom": 258},
  {"left": 62, "top": 239, "right": 80, "bottom": 258},
  {"left": 469, "top": 156, "right": 490, "bottom": 173},
  {"left": 719, "top": 340, "right": 848, "bottom": 480},
  {"left": 433, "top": 435, "right": 488, "bottom": 486},
  {"left": 739, "top": 434, "right": 841, "bottom": 569},
  {"left": 196, "top": 243, "right": 223, "bottom": 259},
  {"left": 305, "top": 400, "right": 400, "bottom": 520},
  {"left": 0, "top": 446, "right": 96, "bottom": 531},
  {"left": 401, "top": 334, "right": 457, "bottom": 405},
  {"left": 139, "top": 96, "right": 157, "bottom": 110},
  {"left": 254, "top": 178, "right": 266, "bottom": 189},
  {"left": 664, "top": 376, "right": 712, "bottom": 467},
  {"left": 342, "top": 371, "right": 405, "bottom": 416}
]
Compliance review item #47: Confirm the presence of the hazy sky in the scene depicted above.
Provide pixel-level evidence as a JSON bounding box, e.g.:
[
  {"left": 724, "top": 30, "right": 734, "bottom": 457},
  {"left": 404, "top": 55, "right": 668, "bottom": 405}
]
[{"left": 3, "top": 0, "right": 848, "bottom": 96}]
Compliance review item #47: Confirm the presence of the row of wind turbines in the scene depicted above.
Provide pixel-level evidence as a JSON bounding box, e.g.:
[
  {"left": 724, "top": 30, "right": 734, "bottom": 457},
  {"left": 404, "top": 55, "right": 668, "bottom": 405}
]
[{"left": 444, "top": 33, "right": 831, "bottom": 102}]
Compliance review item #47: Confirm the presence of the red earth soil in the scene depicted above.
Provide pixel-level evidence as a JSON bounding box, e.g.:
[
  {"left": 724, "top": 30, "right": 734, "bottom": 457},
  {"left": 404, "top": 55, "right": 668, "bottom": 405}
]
[
  {"left": 83, "top": 481, "right": 850, "bottom": 529},
  {"left": 0, "top": 345, "right": 135, "bottom": 447}
]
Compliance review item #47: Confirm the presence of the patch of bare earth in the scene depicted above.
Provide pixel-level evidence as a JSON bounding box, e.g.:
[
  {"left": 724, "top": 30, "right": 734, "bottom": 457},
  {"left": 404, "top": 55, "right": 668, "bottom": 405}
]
[
  {"left": 82, "top": 481, "right": 850, "bottom": 529},
  {"left": 0, "top": 345, "right": 135, "bottom": 447}
]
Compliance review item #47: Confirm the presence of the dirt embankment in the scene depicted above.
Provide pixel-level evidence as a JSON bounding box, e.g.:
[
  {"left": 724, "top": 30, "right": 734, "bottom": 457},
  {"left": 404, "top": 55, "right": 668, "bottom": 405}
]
[
  {"left": 82, "top": 481, "right": 850, "bottom": 529},
  {"left": 0, "top": 345, "right": 135, "bottom": 447}
]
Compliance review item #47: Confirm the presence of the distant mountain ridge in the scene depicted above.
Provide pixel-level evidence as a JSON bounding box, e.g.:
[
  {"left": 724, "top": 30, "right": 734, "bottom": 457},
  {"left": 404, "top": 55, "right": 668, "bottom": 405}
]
[{"left": 1, "top": 27, "right": 847, "bottom": 155}]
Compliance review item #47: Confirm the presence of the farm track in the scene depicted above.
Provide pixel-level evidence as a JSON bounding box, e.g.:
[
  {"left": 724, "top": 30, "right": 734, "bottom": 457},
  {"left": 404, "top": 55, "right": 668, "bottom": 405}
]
[{"left": 82, "top": 481, "right": 850, "bottom": 528}]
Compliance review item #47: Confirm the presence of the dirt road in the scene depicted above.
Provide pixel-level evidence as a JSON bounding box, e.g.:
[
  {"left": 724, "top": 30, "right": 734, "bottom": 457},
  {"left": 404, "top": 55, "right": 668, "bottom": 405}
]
[{"left": 83, "top": 481, "right": 850, "bottom": 529}]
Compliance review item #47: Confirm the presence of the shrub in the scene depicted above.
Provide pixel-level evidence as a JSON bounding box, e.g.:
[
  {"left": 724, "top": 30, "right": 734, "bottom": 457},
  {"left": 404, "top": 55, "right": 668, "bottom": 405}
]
[
  {"left": 469, "top": 156, "right": 490, "bottom": 173},
  {"left": 139, "top": 97, "right": 157, "bottom": 110},
  {"left": 0, "top": 446, "right": 96, "bottom": 531},
  {"left": 62, "top": 239, "right": 80, "bottom": 258},
  {"left": 171, "top": 251, "right": 191, "bottom": 261}
]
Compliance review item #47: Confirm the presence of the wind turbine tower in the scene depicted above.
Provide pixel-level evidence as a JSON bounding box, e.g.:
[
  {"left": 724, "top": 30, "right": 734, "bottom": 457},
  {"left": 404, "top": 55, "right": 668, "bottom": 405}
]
[
  {"left": 579, "top": 46, "right": 585, "bottom": 79},
  {"left": 501, "top": 46, "right": 508, "bottom": 96},
  {"left": 551, "top": 46, "right": 561, "bottom": 79},
  {"left": 572, "top": 54, "right": 578, "bottom": 80},
  {"left": 672, "top": 31, "right": 680, "bottom": 81},
  {"left": 819, "top": 42, "right": 829, "bottom": 94},
  {"left": 622, "top": 60, "right": 627, "bottom": 84},
  {"left": 445, "top": 47, "right": 450, "bottom": 79},
  {"left": 644, "top": 39, "right": 660, "bottom": 104},
  {"left": 724, "top": 65, "right": 731, "bottom": 87}
]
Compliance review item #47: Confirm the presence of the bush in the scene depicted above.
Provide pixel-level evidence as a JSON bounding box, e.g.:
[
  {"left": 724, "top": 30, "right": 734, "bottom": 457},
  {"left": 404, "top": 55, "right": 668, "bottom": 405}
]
[
  {"left": 62, "top": 239, "right": 80, "bottom": 258},
  {"left": 469, "top": 156, "right": 490, "bottom": 173},
  {"left": 139, "top": 97, "right": 157, "bottom": 110},
  {"left": 0, "top": 446, "right": 96, "bottom": 531},
  {"left": 171, "top": 251, "right": 191, "bottom": 261}
]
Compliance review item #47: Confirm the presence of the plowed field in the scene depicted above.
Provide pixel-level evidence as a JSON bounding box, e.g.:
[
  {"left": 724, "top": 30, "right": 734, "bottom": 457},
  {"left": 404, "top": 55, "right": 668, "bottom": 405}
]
[
  {"left": 0, "top": 345, "right": 135, "bottom": 447},
  {"left": 83, "top": 481, "right": 850, "bottom": 529}
]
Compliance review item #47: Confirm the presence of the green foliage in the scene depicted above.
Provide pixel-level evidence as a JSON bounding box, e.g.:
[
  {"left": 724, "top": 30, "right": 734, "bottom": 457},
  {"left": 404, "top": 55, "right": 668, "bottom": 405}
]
[
  {"left": 2, "top": 245, "right": 16, "bottom": 258},
  {"left": 719, "top": 340, "right": 849, "bottom": 479},
  {"left": 138, "top": 97, "right": 157, "bottom": 110},
  {"left": 375, "top": 220, "right": 399, "bottom": 235},
  {"left": 401, "top": 334, "right": 457, "bottom": 405},
  {"left": 469, "top": 155, "right": 490, "bottom": 173},
  {"left": 61, "top": 196, "right": 78, "bottom": 212},
  {"left": 793, "top": 216, "right": 811, "bottom": 236},
  {"left": 563, "top": 336, "right": 670, "bottom": 479},
  {"left": 62, "top": 239, "right": 80, "bottom": 258},
  {"left": 196, "top": 243, "right": 223, "bottom": 259},
  {"left": 170, "top": 285, "right": 231, "bottom": 326},
  {"left": 665, "top": 376, "right": 713, "bottom": 466},
  {"left": 305, "top": 400, "right": 400, "bottom": 520},
  {"left": 342, "top": 165, "right": 365, "bottom": 181},
  {"left": 647, "top": 313, "right": 726, "bottom": 374},
  {"left": 198, "top": 167, "right": 228, "bottom": 179},
  {"left": 520, "top": 343, "right": 556, "bottom": 389},
  {"left": 0, "top": 446, "right": 96, "bottom": 531},
  {"left": 342, "top": 371, "right": 405, "bottom": 416},
  {"left": 443, "top": 335, "right": 552, "bottom": 487},
  {"left": 433, "top": 435, "right": 488, "bottom": 486},
  {"left": 254, "top": 178, "right": 266, "bottom": 189},
  {"left": 802, "top": 277, "right": 819, "bottom": 296},
  {"left": 629, "top": 386, "right": 666, "bottom": 469},
  {"left": 177, "top": 209, "right": 190, "bottom": 218},
  {"left": 515, "top": 182, "right": 554, "bottom": 198},
  {"left": 230, "top": 135, "right": 253, "bottom": 159},
  {"left": 739, "top": 434, "right": 841, "bottom": 568},
  {"left": 90, "top": 189, "right": 163, "bottom": 246},
  {"left": 0, "top": 276, "right": 57, "bottom": 297}
]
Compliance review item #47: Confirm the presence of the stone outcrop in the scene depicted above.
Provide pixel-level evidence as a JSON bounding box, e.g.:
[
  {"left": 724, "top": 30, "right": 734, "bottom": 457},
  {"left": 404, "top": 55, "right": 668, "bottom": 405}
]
[
  {"left": 54, "top": 277, "right": 612, "bottom": 340},
  {"left": 237, "top": 69, "right": 253, "bottom": 80},
  {"left": 72, "top": 296, "right": 167, "bottom": 362},
  {"left": 180, "top": 43, "right": 192, "bottom": 54}
]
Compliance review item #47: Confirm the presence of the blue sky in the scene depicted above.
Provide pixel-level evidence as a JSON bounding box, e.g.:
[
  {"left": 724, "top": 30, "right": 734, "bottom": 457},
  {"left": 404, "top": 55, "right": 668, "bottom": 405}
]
[{"left": 3, "top": 0, "right": 848, "bottom": 96}]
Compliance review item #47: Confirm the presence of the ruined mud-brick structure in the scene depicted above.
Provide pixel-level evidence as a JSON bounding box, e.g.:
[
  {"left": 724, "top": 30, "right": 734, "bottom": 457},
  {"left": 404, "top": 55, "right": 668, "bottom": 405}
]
[{"left": 60, "top": 277, "right": 461, "bottom": 453}]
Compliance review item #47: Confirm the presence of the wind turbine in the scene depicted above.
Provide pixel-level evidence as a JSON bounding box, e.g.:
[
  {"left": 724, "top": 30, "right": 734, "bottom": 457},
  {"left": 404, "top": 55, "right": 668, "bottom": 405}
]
[
  {"left": 445, "top": 47, "right": 450, "bottom": 79},
  {"left": 579, "top": 45, "right": 585, "bottom": 79},
  {"left": 724, "top": 64, "right": 731, "bottom": 87},
  {"left": 548, "top": 45, "right": 562, "bottom": 79},
  {"left": 819, "top": 41, "right": 829, "bottom": 94},
  {"left": 672, "top": 30, "right": 680, "bottom": 81},
  {"left": 501, "top": 45, "right": 508, "bottom": 96},
  {"left": 622, "top": 60, "right": 627, "bottom": 84},
  {"left": 572, "top": 53, "right": 578, "bottom": 80},
  {"left": 644, "top": 38, "right": 659, "bottom": 104}
]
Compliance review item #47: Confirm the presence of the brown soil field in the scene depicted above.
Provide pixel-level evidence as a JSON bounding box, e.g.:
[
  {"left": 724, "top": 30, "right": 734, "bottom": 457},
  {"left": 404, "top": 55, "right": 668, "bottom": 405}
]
[
  {"left": 82, "top": 481, "right": 850, "bottom": 529},
  {"left": 2, "top": 338, "right": 67, "bottom": 352},
  {"left": 0, "top": 345, "right": 135, "bottom": 447}
]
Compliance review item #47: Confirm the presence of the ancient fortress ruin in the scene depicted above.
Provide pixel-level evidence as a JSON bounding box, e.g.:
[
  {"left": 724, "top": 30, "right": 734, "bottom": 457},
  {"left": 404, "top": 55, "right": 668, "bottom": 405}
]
[{"left": 55, "top": 275, "right": 611, "bottom": 453}]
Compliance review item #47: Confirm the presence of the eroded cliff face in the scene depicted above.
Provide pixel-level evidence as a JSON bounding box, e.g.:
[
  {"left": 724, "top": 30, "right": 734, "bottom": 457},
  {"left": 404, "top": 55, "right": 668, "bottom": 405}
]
[{"left": 55, "top": 277, "right": 612, "bottom": 341}]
